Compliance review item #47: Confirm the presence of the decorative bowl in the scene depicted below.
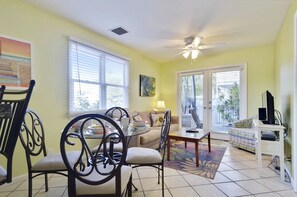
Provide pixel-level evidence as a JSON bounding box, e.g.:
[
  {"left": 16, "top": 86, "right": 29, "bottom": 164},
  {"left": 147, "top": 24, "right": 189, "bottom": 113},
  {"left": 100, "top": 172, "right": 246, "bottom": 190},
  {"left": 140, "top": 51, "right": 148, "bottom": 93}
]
[
  {"left": 88, "top": 124, "right": 104, "bottom": 134},
  {"left": 133, "top": 121, "right": 145, "bottom": 127}
]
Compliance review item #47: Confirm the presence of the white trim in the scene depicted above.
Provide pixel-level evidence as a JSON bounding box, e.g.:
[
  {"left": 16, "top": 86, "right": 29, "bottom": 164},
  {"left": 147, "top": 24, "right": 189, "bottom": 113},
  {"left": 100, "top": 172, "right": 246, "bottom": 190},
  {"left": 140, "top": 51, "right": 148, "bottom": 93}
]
[
  {"left": 68, "top": 36, "right": 130, "bottom": 61},
  {"left": 292, "top": 10, "right": 297, "bottom": 192},
  {"left": 177, "top": 63, "right": 247, "bottom": 75}
]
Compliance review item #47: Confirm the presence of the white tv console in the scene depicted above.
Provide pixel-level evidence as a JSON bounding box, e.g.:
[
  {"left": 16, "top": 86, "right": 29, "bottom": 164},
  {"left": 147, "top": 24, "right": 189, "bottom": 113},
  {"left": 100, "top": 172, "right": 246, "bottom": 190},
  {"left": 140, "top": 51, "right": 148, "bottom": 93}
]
[{"left": 255, "top": 120, "right": 285, "bottom": 181}]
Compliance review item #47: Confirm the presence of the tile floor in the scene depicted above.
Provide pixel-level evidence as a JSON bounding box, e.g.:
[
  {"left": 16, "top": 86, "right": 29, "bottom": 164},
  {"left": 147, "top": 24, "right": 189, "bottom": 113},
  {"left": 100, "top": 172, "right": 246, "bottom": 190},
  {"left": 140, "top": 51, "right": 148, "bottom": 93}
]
[{"left": 0, "top": 140, "right": 296, "bottom": 197}]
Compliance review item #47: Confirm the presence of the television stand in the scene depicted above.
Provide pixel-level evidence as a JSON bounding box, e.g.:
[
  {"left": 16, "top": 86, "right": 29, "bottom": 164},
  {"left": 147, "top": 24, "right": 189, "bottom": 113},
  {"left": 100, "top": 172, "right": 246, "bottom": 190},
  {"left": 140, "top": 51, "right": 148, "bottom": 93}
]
[{"left": 255, "top": 121, "right": 285, "bottom": 181}]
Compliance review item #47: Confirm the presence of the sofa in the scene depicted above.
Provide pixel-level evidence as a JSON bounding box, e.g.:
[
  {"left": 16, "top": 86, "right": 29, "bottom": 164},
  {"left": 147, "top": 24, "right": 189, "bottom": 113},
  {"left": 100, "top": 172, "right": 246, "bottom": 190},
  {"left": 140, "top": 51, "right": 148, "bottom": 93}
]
[
  {"left": 128, "top": 111, "right": 179, "bottom": 149},
  {"left": 228, "top": 118, "right": 257, "bottom": 153}
]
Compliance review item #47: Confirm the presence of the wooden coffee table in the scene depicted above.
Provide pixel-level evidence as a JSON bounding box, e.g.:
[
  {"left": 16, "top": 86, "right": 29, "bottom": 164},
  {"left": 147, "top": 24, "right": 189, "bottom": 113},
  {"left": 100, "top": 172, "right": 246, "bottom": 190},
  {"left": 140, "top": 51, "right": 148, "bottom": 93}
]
[{"left": 167, "top": 129, "right": 211, "bottom": 167}]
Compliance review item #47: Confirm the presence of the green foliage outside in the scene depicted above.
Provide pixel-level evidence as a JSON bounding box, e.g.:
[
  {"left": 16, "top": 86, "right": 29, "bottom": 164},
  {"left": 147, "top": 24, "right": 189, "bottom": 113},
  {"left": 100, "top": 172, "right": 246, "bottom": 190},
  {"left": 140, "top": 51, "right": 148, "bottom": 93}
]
[{"left": 216, "top": 82, "right": 239, "bottom": 123}]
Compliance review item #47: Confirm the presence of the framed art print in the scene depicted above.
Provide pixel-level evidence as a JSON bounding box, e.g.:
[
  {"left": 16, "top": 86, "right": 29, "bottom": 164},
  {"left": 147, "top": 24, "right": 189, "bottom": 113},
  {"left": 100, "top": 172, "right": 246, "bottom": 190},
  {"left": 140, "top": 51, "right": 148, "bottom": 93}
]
[
  {"left": 0, "top": 36, "right": 32, "bottom": 88},
  {"left": 139, "top": 74, "right": 156, "bottom": 97}
]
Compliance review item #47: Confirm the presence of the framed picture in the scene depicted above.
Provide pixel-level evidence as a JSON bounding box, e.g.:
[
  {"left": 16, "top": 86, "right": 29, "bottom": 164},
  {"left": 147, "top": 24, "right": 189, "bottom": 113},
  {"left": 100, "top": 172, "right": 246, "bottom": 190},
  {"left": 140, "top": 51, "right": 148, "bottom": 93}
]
[
  {"left": 139, "top": 74, "right": 156, "bottom": 97},
  {"left": 0, "top": 36, "right": 32, "bottom": 88}
]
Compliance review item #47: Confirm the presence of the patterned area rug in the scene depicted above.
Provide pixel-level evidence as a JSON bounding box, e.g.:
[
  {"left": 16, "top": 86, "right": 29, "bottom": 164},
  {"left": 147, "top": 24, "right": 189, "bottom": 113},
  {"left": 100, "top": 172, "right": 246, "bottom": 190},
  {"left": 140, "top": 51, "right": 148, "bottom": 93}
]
[{"left": 165, "top": 141, "right": 227, "bottom": 179}]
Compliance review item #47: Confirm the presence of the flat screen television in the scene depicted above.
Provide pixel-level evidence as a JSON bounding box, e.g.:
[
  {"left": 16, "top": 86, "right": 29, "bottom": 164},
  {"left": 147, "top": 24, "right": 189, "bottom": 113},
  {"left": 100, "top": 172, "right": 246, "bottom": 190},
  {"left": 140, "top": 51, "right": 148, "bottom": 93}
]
[{"left": 262, "top": 90, "right": 275, "bottom": 124}]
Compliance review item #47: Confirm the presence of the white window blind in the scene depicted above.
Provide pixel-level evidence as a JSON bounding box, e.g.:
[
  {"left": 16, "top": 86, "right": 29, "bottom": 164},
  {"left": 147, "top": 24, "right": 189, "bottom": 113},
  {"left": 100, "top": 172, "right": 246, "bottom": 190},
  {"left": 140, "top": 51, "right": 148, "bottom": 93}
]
[{"left": 68, "top": 39, "right": 129, "bottom": 115}]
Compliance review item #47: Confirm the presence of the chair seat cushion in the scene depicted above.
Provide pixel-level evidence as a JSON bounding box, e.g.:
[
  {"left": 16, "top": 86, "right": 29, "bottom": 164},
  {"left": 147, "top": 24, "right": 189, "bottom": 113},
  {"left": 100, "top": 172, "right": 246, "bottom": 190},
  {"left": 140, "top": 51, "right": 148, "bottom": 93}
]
[
  {"left": 76, "top": 165, "right": 132, "bottom": 195},
  {"left": 0, "top": 165, "right": 7, "bottom": 182},
  {"left": 126, "top": 147, "right": 162, "bottom": 164},
  {"left": 32, "top": 151, "right": 80, "bottom": 171}
]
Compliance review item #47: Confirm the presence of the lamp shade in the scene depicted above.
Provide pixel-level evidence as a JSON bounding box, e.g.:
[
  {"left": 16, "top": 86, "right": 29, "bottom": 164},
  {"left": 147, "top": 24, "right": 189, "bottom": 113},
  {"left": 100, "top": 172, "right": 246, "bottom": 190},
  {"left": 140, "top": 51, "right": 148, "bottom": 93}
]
[{"left": 156, "top": 101, "right": 165, "bottom": 109}]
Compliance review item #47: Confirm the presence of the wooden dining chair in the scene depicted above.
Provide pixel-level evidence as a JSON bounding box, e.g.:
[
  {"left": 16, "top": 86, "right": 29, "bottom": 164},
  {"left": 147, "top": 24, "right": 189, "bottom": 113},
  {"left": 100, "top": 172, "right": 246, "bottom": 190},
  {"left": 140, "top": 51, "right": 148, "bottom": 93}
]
[
  {"left": 126, "top": 109, "right": 171, "bottom": 197},
  {"left": 60, "top": 113, "right": 132, "bottom": 197},
  {"left": 19, "top": 109, "right": 80, "bottom": 197},
  {"left": 0, "top": 80, "right": 35, "bottom": 186}
]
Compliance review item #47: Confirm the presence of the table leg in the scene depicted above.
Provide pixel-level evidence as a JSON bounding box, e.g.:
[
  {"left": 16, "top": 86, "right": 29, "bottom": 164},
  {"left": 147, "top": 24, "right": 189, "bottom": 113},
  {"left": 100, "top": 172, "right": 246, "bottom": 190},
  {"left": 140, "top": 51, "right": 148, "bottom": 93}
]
[
  {"left": 208, "top": 133, "right": 211, "bottom": 152},
  {"left": 195, "top": 141, "right": 199, "bottom": 167},
  {"left": 167, "top": 138, "right": 171, "bottom": 161},
  {"left": 185, "top": 141, "right": 187, "bottom": 148}
]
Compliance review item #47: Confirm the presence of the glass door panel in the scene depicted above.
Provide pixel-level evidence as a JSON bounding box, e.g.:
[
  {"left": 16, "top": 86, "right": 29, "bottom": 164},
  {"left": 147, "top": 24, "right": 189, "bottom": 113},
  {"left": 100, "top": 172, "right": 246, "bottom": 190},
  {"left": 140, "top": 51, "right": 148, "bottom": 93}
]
[
  {"left": 180, "top": 74, "right": 204, "bottom": 129},
  {"left": 210, "top": 70, "right": 240, "bottom": 133}
]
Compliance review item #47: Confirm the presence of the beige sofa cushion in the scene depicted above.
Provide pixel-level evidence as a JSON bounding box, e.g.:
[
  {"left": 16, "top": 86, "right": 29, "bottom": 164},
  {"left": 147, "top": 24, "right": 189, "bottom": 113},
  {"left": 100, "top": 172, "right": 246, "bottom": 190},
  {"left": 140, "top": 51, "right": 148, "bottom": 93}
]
[{"left": 140, "top": 127, "right": 161, "bottom": 145}]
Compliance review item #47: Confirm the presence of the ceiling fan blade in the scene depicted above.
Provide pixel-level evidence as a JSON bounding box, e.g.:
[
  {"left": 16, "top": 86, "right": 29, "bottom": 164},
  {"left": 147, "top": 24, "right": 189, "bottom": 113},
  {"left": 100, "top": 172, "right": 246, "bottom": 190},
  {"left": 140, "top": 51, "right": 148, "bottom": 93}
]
[
  {"left": 193, "top": 36, "right": 203, "bottom": 47},
  {"left": 198, "top": 43, "right": 225, "bottom": 50}
]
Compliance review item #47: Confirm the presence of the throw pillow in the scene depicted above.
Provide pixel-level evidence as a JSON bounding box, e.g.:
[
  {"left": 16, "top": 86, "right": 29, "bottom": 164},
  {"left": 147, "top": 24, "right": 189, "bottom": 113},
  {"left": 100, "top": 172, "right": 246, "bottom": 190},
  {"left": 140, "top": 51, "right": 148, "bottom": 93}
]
[
  {"left": 132, "top": 114, "right": 143, "bottom": 122},
  {"left": 234, "top": 118, "right": 253, "bottom": 128},
  {"left": 151, "top": 113, "right": 164, "bottom": 127}
]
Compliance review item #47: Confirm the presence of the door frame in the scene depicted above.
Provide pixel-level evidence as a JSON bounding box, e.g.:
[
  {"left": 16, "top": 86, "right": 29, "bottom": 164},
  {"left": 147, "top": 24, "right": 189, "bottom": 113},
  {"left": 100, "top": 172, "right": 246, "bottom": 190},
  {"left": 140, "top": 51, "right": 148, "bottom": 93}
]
[
  {"left": 176, "top": 63, "right": 247, "bottom": 137},
  {"left": 292, "top": 10, "right": 297, "bottom": 192}
]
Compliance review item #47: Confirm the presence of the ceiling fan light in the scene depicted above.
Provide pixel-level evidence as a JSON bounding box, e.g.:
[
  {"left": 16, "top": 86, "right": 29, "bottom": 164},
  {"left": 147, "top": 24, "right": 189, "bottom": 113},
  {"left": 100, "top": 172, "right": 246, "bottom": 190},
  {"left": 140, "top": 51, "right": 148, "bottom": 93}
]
[
  {"left": 191, "top": 50, "right": 199, "bottom": 59},
  {"left": 183, "top": 51, "right": 190, "bottom": 59}
]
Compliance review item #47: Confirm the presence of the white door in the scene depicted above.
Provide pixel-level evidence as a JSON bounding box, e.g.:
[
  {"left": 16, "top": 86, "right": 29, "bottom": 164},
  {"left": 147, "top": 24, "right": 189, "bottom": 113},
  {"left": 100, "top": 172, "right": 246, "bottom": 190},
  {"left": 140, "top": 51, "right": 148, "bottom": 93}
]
[{"left": 178, "top": 64, "right": 247, "bottom": 140}]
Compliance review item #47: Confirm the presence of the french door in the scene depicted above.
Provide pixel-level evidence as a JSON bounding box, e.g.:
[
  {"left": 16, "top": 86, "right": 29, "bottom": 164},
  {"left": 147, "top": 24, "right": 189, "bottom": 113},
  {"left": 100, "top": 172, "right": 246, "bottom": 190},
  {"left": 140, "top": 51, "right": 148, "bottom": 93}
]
[{"left": 178, "top": 65, "right": 247, "bottom": 140}]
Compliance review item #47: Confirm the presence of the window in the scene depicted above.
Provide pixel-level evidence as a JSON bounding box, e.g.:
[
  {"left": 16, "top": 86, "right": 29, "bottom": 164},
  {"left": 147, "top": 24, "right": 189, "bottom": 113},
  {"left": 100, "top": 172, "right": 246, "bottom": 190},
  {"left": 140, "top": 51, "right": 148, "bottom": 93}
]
[{"left": 68, "top": 39, "right": 129, "bottom": 115}]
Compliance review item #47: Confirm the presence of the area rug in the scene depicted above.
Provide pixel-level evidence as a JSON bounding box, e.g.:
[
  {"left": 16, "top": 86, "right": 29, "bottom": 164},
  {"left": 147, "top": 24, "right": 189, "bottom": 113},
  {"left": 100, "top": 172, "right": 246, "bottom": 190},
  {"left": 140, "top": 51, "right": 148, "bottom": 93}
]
[{"left": 165, "top": 141, "right": 226, "bottom": 179}]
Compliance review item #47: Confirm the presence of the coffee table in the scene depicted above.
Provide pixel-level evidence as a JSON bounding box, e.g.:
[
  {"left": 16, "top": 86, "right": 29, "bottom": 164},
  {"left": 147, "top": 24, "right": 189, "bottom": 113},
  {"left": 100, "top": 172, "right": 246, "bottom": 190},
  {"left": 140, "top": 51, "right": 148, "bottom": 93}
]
[{"left": 167, "top": 129, "right": 211, "bottom": 167}]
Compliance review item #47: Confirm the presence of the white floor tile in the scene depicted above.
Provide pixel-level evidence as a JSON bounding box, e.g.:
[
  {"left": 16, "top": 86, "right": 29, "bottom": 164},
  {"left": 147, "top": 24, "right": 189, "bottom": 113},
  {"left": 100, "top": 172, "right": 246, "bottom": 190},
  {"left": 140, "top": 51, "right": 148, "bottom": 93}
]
[
  {"left": 193, "top": 184, "right": 227, "bottom": 197},
  {"left": 255, "top": 177, "right": 292, "bottom": 191},
  {"left": 182, "top": 174, "right": 210, "bottom": 186},
  {"left": 165, "top": 176, "right": 189, "bottom": 188},
  {"left": 277, "top": 189, "right": 297, "bottom": 197},
  {"left": 218, "top": 163, "right": 234, "bottom": 171},
  {"left": 169, "top": 186, "right": 199, "bottom": 197},
  {"left": 221, "top": 170, "right": 250, "bottom": 181},
  {"left": 208, "top": 172, "right": 231, "bottom": 183},
  {"left": 0, "top": 192, "right": 10, "bottom": 197},
  {"left": 140, "top": 177, "right": 163, "bottom": 191},
  {"left": 224, "top": 161, "right": 250, "bottom": 170},
  {"left": 144, "top": 189, "right": 172, "bottom": 197},
  {"left": 137, "top": 168, "right": 158, "bottom": 178},
  {"left": 164, "top": 167, "right": 180, "bottom": 176},
  {"left": 132, "top": 191, "right": 145, "bottom": 197},
  {"left": 35, "top": 187, "right": 67, "bottom": 197},
  {"left": 215, "top": 182, "right": 250, "bottom": 196},
  {"left": 255, "top": 193, "right": 282, "bottom": 197},
  {"left": 132, "top": 179, "right": 143, "bottom": 192},
  {"left": 236, "top": 180, "right": 271, "bottom": 194}
]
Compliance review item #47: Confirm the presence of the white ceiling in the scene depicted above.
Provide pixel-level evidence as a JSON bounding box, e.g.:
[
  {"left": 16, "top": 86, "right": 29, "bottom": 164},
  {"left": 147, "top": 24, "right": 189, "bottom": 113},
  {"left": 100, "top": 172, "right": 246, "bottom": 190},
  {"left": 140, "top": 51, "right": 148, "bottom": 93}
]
[{"left": 23, "top": 0, "right": 291, "bottom": 63}]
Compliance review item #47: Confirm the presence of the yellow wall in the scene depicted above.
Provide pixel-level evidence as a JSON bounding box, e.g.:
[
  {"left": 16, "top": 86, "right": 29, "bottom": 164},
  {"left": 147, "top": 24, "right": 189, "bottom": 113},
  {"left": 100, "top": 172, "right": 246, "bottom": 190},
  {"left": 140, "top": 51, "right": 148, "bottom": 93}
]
[
  {"left": 160, "top": 45, "right": 275, "bottom": 117},
  {"left": 275, "top": 0, "right": 297, "bottom": 167},
  {"left": 0, "top": 0, "right": 161, "bottom": 177}
]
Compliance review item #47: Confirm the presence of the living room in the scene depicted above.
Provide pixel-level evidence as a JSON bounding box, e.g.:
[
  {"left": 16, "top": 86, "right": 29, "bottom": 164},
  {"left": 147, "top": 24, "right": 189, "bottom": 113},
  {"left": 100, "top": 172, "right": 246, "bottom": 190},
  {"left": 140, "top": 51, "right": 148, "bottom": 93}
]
[{"left": 0, "top": 0, "right": 297, "bottom": 196}]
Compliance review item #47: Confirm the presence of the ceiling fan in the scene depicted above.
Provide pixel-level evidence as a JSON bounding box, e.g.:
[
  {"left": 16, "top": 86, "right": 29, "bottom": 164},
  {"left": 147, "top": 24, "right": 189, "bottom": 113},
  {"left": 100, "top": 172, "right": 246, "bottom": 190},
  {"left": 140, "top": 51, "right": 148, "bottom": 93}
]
[{"left": 180, "top": 35, "right": 224, "bottom": 60}]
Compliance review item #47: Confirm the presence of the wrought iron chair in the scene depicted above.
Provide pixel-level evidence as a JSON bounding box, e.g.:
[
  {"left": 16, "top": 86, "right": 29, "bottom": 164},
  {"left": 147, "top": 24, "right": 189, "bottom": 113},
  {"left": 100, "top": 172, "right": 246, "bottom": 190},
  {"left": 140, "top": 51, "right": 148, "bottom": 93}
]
[
  {"left": 126, "top": 109, "right": 171, "bottom": 197},
  {"left": 0, "top": 80, "right": 35, "bottom": 186},
  {"left": 92, "top": 106, "right": 130, "bottom": 153},
  {"left": 104, "top": 107, "right": 130, "bottom": 123},
  {"left": 19, "top": 109, "right": 80, "bottom": 197},
  {"left": 60, "top": 113, "right": 132, "bottom": 196}
]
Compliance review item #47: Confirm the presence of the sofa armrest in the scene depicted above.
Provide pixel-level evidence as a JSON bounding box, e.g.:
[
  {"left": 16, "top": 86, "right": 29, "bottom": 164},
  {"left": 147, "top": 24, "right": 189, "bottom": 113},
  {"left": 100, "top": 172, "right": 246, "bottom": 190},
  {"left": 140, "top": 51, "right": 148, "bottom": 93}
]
[{"left": 171, "top": 116, "right": 179, "bottom": 124}]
